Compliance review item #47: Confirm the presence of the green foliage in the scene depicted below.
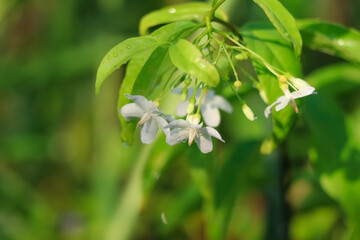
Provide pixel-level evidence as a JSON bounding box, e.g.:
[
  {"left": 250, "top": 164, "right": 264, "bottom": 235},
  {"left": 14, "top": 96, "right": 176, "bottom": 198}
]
[
  {"left": 169, "top": 39, "right": 220, "bottom": 87},
  {"left": 253, "top": 0, "right": 303, "bottom": 56},
  {"left": 139, "top": 2, "right": 229, "bottom": 35},
  {"left": 2, "top": 0, "right": 360, "bottom": 240},
  {"left": 298, "top": 19, "right": 360, "bottom": 64}
]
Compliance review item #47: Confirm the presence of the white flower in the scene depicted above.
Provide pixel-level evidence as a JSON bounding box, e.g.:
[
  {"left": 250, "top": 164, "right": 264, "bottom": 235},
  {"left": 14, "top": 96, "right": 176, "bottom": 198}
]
[
  {"left": 120, "top": 94, "right": 170, "bottom": 144},
  {"left": 174, "top": 88, "right": 232, "bottom": 127},
  {"left": 164, "top": 118, "right": 224, "bottom": 154},
  {"left": 264, "top": 85, "right": 316, "bottom": 118}
]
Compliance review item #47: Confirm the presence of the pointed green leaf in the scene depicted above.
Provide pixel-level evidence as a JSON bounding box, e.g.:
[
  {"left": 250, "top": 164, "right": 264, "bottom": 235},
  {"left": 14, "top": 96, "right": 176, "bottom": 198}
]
[
  {"left": 297, "top": 19, "right": 360, "bottom": 64},
  {"left": 151, "top": 21, "right": 198, "bottom": 41},
  {"left": 241, "top": 22, "right": 302, "bottom": 154},
  {"left": 139, "top": 2, "right": 228, "bottom": 35},
  {"left": 253, "top": 0, "right": 302, "bottom": 56},
  {"left": 96, "top": 36, "right": 161, "bottom": 94},
  {"left": 132, "top": 46, "right": 169, "bottom": 96},
  {"left": 169, "top": 39, "right": 219, "bottom": 87}
]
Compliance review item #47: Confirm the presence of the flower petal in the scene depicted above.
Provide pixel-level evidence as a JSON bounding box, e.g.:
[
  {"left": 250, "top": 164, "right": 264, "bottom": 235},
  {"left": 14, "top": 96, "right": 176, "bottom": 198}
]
[
  {"left": 164, "top": 119, "right": 188, "bottom": 129},
  {"left": 175, "top": 101, "right": 189, "bottom": 117},
  {"left": 195, "top": 130, "right": 213, "bottom": 154},
  {"left": 213, "top": 96, "right": 233, "bottom": 113},
  {"left": 291, "top": 86, "right": 315, "bottom": 99},
  {"left": 166, "top": 129, "right": 189, "bottom": 145},
  {"left": 203, "top": 127, "right": 224, "bottom": 142},
  {"left": 126, "top": 94, "right": 159, "bottom": 113},
  {"left": 201, "top": 104, "right": 221, "bottom": 127},
  {"left": 275, "top": 96, "right": 290, "bottom": 112},
  {"left": 140, "top": 117, "right": 158, "bottom": 144},
  {"left": 154, "top": 115, "right": 170, "bottom": 136},
  {"left": 120, "top": 103, "right": 144, "bottom": 120},
  {"left": 125, "top": 94, "right": 148, "bottom": 107},
  {"left": 264, "top": 96, "right": 287, "bottom": 118}
]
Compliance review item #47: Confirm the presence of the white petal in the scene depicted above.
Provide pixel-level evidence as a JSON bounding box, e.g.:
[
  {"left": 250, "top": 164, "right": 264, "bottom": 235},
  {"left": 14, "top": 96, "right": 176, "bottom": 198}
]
[
  {"left": 154, "top": 115, "right": 170, "bottom": 136},
  {"left": 203, "top": 127, "right": 224, "bottom": 142},
  {"left": 166, "top": 129, "right": 189, "bottom": 145},
  {"left": 264, "top": 96, "right": 287, "bottom": 118},
  {"left": 164, "top": 119, "right": 188, "bottom": 129},
  {"left": 125, "top": 94, "right": 148, "bottom": 107},
  {"left": 213, "top": 96, "right": 233, "bottom": 113},
  {"left": 291, "top": 86, "right": 315, "bottom": 99},
  {"left": 126, "top": 94, "right": 159, "bottom": 113},
  {"left": 201, "top": 104, "right": 221, "bottom": 127},
  {"left": 140, "top": 117, "right": 158, "bottom": 144},
  {"left": 194, "top": 130, "right": 213, "bottom": 154},
  {"left": 275, "top": 97, "right": 290, "bottom": 112},
  {"left": 175, "top": 101, "right": 189, "bottom": 117},
  {"left": 120, "top": 103, "right": 144, "bottom": 120}
]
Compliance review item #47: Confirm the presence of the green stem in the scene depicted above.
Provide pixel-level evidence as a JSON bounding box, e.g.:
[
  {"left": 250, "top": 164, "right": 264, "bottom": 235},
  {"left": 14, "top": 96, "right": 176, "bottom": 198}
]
[
  {"left": 196, "top": 85, "right": 206, "bottom": 115},
  {"left": 213, "top": 37, "right": 240, "bottom": 82},
  {"left": 224, "top": 33, "right": 283, "bottom": 77}
]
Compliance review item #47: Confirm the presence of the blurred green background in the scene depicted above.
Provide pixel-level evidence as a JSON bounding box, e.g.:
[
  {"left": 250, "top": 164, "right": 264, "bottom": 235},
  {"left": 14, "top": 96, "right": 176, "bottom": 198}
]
[{"left": 1, "top": 0, "right": 360, "bottom": 239}]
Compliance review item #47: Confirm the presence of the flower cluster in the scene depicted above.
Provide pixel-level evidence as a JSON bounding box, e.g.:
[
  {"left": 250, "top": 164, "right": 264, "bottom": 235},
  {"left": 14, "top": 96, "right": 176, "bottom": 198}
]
[{"left": 120, "top": 75, "right": 316, "bottom": 154}]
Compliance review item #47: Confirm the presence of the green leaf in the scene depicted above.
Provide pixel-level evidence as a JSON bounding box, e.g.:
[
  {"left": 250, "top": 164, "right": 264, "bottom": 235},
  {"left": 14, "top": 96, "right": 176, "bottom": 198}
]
[
  {"left": 151, "top": 21, "right": 198, "bottom": 41},
  {"left": 253, "top": 0, "right": 303, "bottom": 56},
  {"left": 169, "top": 39, "right": 220, "bottom": 87},
  {"left": 306, "top": 63, "right": 360, "bottom": 90},
  {"left": 241, "top": 22, "right": 302, "bottom": 154},
  {"left": 303, "top": 95, "right": 360, "bottom": 232},
  {"left": 132, "top": 45, "right": 169, "bottom": 96},
  {"left": 139, "top": 2, "right": 228, "bottom": 35},
  {"left": 96, "top": 36, "right": 161, "bottom": 94},
  {"left": 297, "top": 19, "right": 360, "bottom": 64}
]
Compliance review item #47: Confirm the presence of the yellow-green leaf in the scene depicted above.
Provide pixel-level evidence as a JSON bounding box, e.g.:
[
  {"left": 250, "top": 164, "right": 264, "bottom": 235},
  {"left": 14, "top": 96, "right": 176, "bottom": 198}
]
[{"left": 169, "top": 39, "right": 220, "bottom": 87}]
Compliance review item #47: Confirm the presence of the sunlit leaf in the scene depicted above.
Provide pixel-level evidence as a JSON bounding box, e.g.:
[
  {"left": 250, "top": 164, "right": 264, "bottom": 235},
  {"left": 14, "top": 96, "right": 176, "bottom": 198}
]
[
  {"left": 96, "top": 36, "right": 161, "bottom": 94},
  {"left": 241, "top": 22, "right": 301, "bottom": 154},
  {"left": 253, "top": 0, "right": 303, "bottom": 56},
  {"left": 169, "top": 39, "right": 220, "bottom": 87},
  {"left": 139, "top": 2, "right": 228, "bottom": 35},
  {"left": 297, "top": 19, "right": 360, "bottom": 64}
]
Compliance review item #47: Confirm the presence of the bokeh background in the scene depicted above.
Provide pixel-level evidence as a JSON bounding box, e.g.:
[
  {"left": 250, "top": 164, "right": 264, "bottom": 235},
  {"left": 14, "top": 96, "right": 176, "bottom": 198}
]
[{"left": 1, "top": 0, "right": 360, "bottom": 239}]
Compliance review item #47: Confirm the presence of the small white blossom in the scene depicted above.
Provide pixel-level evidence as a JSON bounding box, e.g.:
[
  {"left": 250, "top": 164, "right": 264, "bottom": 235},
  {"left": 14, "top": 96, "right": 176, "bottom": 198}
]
[
  {"left": 164, "top": 118, "right": 224, "bottom": 154},
  {"left": 264, "top": 85, "right": 316, "bottom": 118},
  {"left": 174, "top": 88, "right": 232, "bottom": 127},
  {"left": 120, "top": 94, "right": 170, "bottom": 144}
]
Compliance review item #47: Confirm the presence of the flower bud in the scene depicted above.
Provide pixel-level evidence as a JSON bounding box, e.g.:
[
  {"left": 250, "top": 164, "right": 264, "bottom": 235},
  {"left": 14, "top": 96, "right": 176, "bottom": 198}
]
[
  {"left": 184, "top": 78, "right": 191, "bottom": 87},
  {"left": 181, "top": 87, "right": 188, "bottom": 101},
  {"left": 242, "top": 103, "right": 257, "bottom": 121},
  {"left": 289, "top": 76, "right": 310, "bottom": 90},
  {"left": 153, "top": 98, "right": 160, "bottom": 108},
  {"left": 235, "top": 52, "right": 249, "bottom": 60},
  {"left": 186, "top": 97, "right": 196, "bottom": 114},
  {"left": 186, "top": 113, "right": 201, "bottom": 125},
  {"left": 234, "top": 80, "right": 242, "bottom": 91}
]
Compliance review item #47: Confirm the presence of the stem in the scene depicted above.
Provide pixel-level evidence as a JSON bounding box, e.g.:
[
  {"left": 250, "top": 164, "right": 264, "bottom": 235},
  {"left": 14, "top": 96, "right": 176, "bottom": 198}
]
[
  {"left": 196, "top": 86, "right": 206, "bottom": 115},
  {"left": 213, "top": 17, "right": 243, "bottom": 41},
  {"left": 236, "top": 64, "right": 259, "bottom": 85},
  {"left": 214, "top": 37, "right": 240, "bottom": 82},
  {"left": 224, "top": 34, "right": 283, "bottom": 77}
]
